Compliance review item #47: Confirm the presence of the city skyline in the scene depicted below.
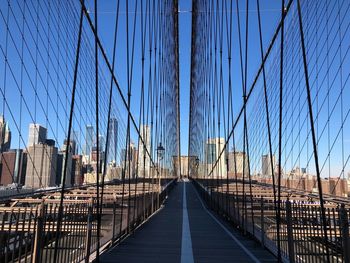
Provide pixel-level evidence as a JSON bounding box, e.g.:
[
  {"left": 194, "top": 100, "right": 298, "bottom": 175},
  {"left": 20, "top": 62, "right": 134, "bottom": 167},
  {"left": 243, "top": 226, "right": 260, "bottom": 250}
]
[{"left": 1, "top": 119, "right": 349, "bottom": 190}]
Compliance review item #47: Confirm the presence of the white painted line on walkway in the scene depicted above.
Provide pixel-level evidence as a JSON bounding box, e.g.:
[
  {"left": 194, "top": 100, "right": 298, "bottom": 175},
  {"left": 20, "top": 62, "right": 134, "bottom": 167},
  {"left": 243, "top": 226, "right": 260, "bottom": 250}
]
[
  {"left": 193, "top": 184, "right": 261, "bottom": 263},
  {"left": 181, "top": 182, "right": 194, "bottom": 263}
]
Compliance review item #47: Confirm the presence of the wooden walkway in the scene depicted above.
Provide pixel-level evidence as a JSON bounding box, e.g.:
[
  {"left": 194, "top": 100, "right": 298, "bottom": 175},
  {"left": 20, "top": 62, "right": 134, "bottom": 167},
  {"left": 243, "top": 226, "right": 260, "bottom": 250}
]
[{"left": 100, "top": 181, "right": 275, "bottom": 263}]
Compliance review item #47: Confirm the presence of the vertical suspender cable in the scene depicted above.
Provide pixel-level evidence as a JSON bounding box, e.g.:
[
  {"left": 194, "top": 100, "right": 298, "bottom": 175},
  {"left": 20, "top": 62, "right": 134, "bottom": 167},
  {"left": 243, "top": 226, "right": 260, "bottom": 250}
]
[
  {"left": 100, "top": 0, "right": 120, "bottom": 240},
  {"left": 128, "top": 0, "right": 139, "bottom": 229},
  {"left": 174, "top": 0, "right": 181, "bottom": 181},
  {"left": 296, "top": 0, "right": 330, "bottom": 261},
  {"left": 242, "top": 0, "right": 255, "bottom": 236},
  {"left": 235, "top": 0, "right": 246, "bottom": 229},
  {"left": 256, "top": 0, "right": 279, "bottom": 258},
  {"left": 138, "top": 0, "right": 147, "bottom": 222},
  {"left": 277, "top": 0, "right": 285, "bottom": 261},
  {"left": 94, "top": 0, "right": 101, "bottom": 260}
]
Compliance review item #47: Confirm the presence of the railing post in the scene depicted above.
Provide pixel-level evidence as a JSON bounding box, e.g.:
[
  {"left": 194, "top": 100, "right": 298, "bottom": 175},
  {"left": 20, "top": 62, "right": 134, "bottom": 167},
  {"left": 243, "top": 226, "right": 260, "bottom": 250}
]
[
  {"left": 85, "top": 202, "right": 93, "bottom": 263},
  {"left": 151, "top": 170, "right": 155, "bottom": 213},
  {"left": 32, "top": 201, "right": 45, "bottom": 263},
  {"left": 243, "top": 192, "right": 247, "bottom": 235},
  {"left": 286, "top": 200, "right": 295, "bottom": 263},
  {"left": 112, "top": 199, "right": 117, "bottom": 242},
  {"left": 234, "top": 195, "right": 239, "bottom": 225},
  {"left": 260, "top": 197, "right": 265, "bottom": 247},
  {"left": 340, "top": 204, "right": 350, "bottom": 263},
  {"left": 209, "top": 187, "right": 213, "bottom": 210},
  {"left": 157, "top": 175, "right": 161, "bottom": 210}
]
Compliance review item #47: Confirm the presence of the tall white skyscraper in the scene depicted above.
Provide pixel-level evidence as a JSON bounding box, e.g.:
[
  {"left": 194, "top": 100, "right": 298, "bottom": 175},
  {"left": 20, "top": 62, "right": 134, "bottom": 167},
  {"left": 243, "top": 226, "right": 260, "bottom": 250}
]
[
  {"left": 25, "top": 143, "right": 57, "bottom": 188},
  {"left": 137, "top": 125, "right": 151, "bottom": 177},
  {"left": 0, "top": 116, "right": 11, "bottom": 152},
  {"left": 205, "top": 138, "right": 227, "bottom": 178},
  {"left": 27, "top": 123, "right": 47, "bottom": 147},
  {"left": 262, "top": 154, "right": 276, "bottom": 177},
  {"left": 228, "top": 151, "right": 248, "bottom": 178}
]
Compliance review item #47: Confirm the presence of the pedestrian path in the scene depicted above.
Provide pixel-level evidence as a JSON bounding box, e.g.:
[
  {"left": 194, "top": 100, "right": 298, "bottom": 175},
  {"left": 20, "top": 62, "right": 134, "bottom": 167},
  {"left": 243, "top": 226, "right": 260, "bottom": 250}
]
[{"left": 100, "top": 181, "right": 275, "bottom": 263}]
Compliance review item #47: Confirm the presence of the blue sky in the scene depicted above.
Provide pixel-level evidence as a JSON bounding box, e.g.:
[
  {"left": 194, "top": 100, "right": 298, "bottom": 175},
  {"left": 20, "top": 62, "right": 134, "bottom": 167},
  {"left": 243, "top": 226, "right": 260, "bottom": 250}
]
[
  {"left": 1, "top": 0, "right": 349, "bottom": 178},
  {"left": 89, "top": 0, "right": 282, "bottom": 155}
]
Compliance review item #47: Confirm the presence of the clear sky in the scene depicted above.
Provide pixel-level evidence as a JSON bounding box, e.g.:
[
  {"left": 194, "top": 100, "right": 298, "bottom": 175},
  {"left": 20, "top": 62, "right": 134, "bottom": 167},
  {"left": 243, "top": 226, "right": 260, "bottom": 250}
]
[
  {"left": 0, "top": 0, "right": 283, "bottom": 156},
  {"left": 176, "top": 0, "right": 281, "bottom": 156},
  {"left": 86, "top": 0, "right": 284, "bottom": 157},
  {"left": 178, "top": 0, "right": 192, "bottom": 155}
]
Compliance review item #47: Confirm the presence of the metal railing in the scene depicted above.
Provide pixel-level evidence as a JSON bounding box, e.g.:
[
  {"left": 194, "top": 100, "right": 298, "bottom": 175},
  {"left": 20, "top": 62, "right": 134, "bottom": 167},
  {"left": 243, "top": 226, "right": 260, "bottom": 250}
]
[
  {"left": 193, "top": 179, "right": 350, "bottom": 263},
  {"left": 0, "top": 178, "right": 176, "bottom": 263}
]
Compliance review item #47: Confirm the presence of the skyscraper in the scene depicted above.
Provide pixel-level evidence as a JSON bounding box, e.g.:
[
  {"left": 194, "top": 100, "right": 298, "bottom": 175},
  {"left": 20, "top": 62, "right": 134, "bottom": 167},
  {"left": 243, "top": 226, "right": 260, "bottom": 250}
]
[
  {"left": 206, "top": 142, "right": 216, "bottom": 164},
  {"left": 91, "top": 146, "right": 104, "bottom": 174},
  {"left": 25, "top": 142, "right": 58, "bottom": 188},
  {"left": 85, "top": 125, "right": 94, "bottom": 156},
  {"left": 72, "top": 155, "right": 83, "bottom": 186},
  {"left": 120, "top": 148, "right": 127, "bottom": 164},
  {"left": 262, "top": 154, "right": 276, "bottom": 177},
  {"left": 56, "top": 141, "right": 73, "bottom": 187},
  {"left": 120, "top": 143, "right": 137, "bottom": 179},
  {"left": 107, "top": 118, "right": 118, "bottom": 164},
  {"left": 0, "top": 149, "right": 27, "bottom": 186},
  {"left": 0, "top": 116, "right": 11, "bottom": 152},
  {"left": 14, "top": 149, "right": 27, "bottom": 185},
  {"left": 228, "top": 151, "right": 248, "bottom": 178},
  {"left": 205, "top": 138, "right": 227, "bottom": 178},
  {"left": 64, "top": 138, "right": 76, "bottom": 156},
  {"left": 72, "top": 130, "right": 79, "bottom": 154},
  {"left": 137, "top": 125, "right": 151, "bottom": 177},
  {"left": 28, "top": 123, "right": 47, "bottom": 147},
  {"left": 98, "top": 134, "right": 105, "bottom": 151}
]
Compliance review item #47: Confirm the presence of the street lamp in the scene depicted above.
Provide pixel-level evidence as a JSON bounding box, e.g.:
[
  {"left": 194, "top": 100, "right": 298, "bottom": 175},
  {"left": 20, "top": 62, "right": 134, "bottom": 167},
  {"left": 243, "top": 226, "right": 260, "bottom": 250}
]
[
  {"left": 156, "top": 142, "right": 165, "bottom": 208},
  {"left": 157, "top": 142, "right": 165, "bottom": 161}
]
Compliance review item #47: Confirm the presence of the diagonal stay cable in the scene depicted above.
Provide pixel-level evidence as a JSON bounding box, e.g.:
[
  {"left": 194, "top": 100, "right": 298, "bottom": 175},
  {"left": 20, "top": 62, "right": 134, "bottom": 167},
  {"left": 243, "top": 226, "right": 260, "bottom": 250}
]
[
  {"left": 296, "top": 0, "right": 330, "bottom": 261},
  {"left": 53, "top": 2, "right": 85, "bottom": 262},
  {"left": 78, "top": 0, "right": 158, "bottom": 170}
]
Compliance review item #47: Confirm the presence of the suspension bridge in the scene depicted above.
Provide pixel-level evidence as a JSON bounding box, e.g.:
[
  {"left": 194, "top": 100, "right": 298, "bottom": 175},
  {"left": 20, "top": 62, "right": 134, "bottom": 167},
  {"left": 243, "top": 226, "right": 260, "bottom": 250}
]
[{"left": 0, "top": 0, "right": 350, "bottom": 262}]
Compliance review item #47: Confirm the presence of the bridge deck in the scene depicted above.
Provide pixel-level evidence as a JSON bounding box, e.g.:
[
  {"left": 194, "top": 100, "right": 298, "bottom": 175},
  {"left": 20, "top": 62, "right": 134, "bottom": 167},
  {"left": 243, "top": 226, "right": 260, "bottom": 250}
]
[{"left": 100, "top": 181, "right": 275, "bottom": 263}]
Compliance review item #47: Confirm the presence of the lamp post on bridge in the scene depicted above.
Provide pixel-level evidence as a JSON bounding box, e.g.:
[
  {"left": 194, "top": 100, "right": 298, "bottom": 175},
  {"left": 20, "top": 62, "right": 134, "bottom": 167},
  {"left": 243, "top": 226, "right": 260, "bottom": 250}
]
[{"left": 156, "top": 142, "right": 165, "bottom": 208}]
